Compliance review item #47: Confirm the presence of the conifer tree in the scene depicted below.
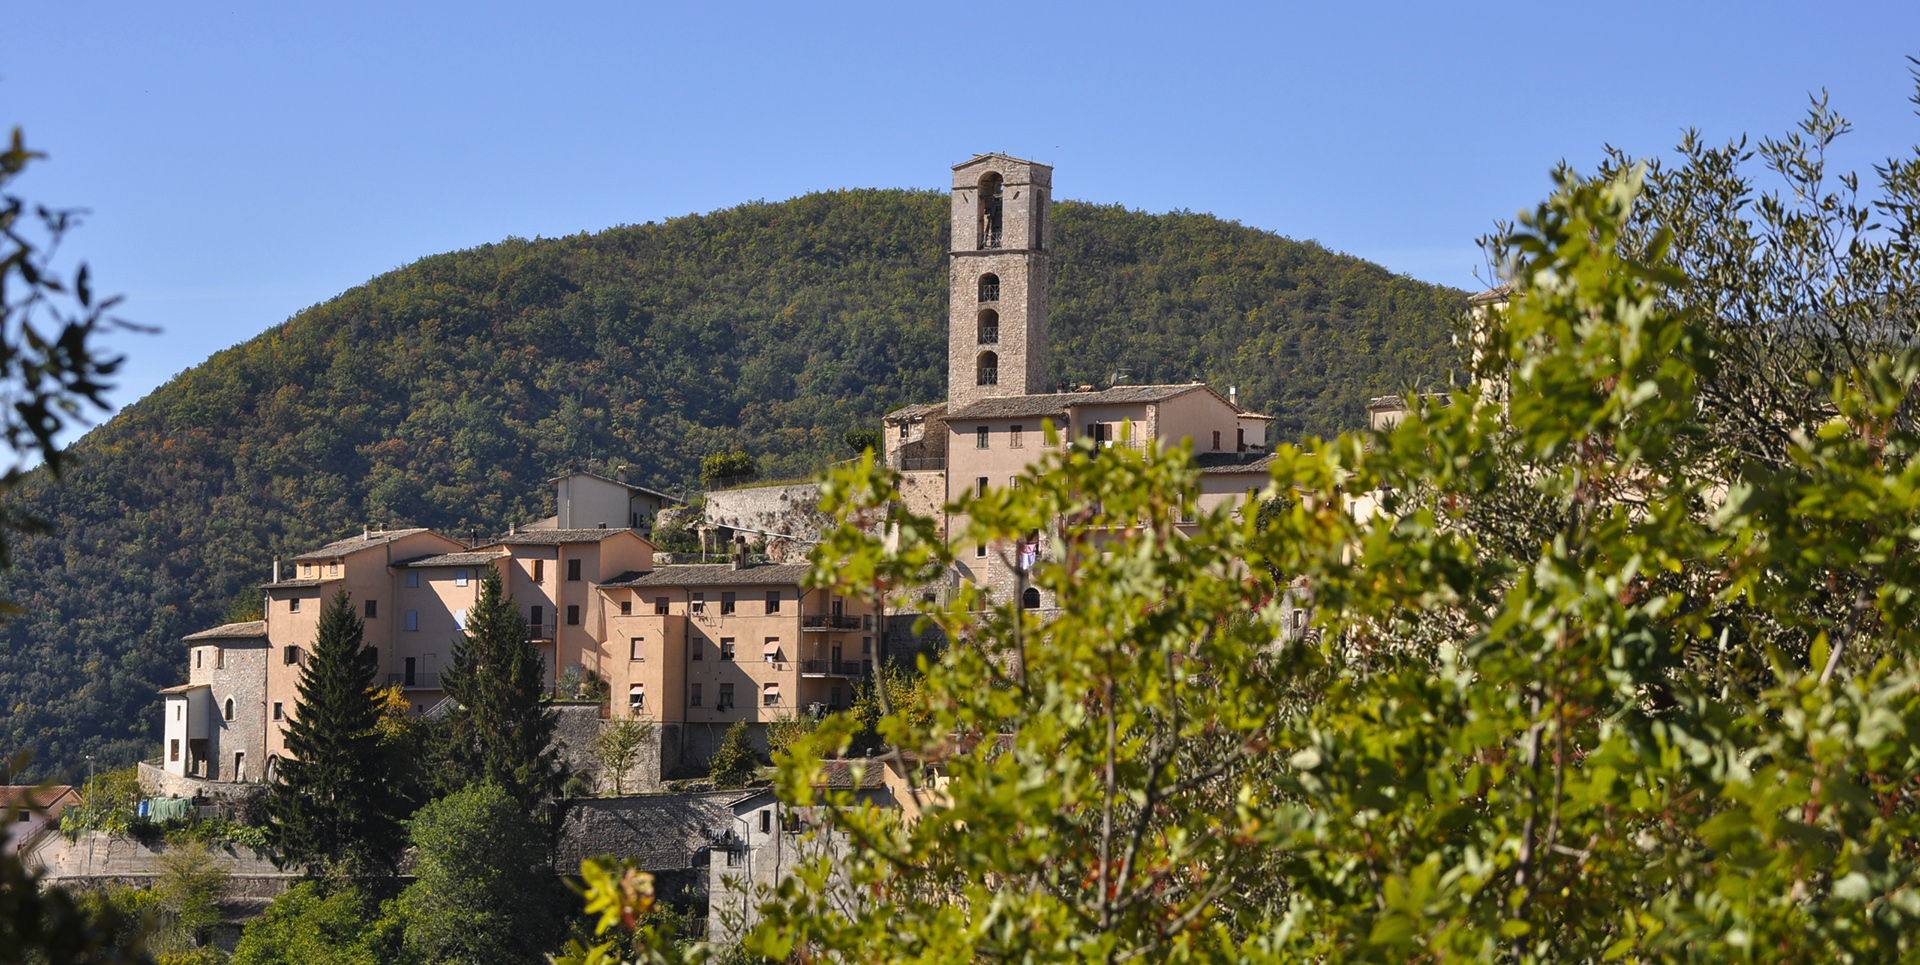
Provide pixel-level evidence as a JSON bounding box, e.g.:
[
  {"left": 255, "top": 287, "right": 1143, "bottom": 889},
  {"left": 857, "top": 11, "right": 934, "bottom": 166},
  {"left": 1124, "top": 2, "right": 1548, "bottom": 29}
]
[
  {"left": 707, "top": 720, "right": 756, "bottom": 790},
  {"left": 266, "top": 590, "right": 403, "bottom": 878},
  {"left": 441, "top": 566, "right": 563, "bottom": 815}
]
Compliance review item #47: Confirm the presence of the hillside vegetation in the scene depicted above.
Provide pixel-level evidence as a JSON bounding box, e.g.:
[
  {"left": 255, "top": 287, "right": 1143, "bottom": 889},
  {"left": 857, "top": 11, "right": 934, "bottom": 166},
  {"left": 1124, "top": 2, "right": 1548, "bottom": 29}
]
[{"left": 0, "top": 188, "right": 1464, "bottom": 775}]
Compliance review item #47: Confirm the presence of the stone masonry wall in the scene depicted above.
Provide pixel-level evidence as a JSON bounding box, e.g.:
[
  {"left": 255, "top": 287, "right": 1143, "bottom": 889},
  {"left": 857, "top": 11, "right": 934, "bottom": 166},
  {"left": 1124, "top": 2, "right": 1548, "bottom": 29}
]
[{"left": 703, "top": 484, "right": 833, "bottom": 562}]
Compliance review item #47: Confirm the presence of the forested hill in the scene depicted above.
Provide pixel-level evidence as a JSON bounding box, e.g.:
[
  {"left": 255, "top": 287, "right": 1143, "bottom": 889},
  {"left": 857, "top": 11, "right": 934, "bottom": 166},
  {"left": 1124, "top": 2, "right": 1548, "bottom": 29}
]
[{"left": 0, "top": 188, "right": 1465, "bottom": 775}]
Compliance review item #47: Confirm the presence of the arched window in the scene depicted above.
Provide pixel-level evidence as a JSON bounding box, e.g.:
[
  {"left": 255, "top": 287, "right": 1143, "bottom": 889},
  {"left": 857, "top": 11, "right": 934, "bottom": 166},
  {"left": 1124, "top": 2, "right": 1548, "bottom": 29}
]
[
  {"left": 977, "top": 352, "right": 999, "bottom": 387},
  {"left": 978, "top": 309, "right": 999, "bottom": 344},
  {"left": 1022, "top": 587, "right": 1041, "bottom": 610},
  {"left": 223, "top": 698, "right": 235, "bottom": 721},
  {"left": 978, "top": 273, "right": 1000, "bottom": 302},
  {"left": 978, "top": 174, "right": 1004, "bottom": 249}
]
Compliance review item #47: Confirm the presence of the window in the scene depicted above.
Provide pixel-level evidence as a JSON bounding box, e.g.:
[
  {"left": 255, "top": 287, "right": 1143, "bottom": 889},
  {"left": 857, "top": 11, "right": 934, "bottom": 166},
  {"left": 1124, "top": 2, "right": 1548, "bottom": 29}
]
[
  {"left": 976, "top": 476, "right": 989, "bottom": 498},
  {"left": 863, "top": 613, "right": 873, "bottom": 631},
  {"left": 1237, "top": 427, "right": 1246, "bottom": 452},
  {"left": 620, "top": 600, "right": 633, "bottom": 616},
  {"left": 1212, "top": 430, "right": 1221, "bottom": 451},
  {"left": 690, "top": 683, "right": 703, "bottom": 707},
  {"left": 977, "top": 351, "right": 998, "bottom": 386},
  {"left": 977, "top": 543, "right": 988, "bottom": 559},
  {"left": 718, "top": 683, "right": 734, "bottom": 709},
  {"left": 1010, "top": 424, "right": 1023, "bottom": 448},
  {"left": 283, "top": 645, "right": 300, "bottom": 666},
  {"left": 289, "top": 597, "right": 301, "bottom": 613},
  {"left": 976, "top": 426, "right": 990, "bottom": 449},
  {"left": 691, "top": 638, "right": 703, "bottom": 661},
  {"left": 176, "top": 704, "right": 182, "bottom": 721},
  {"left": 215, "top": 648, "right": 226, "bottom": 670},
  {"left": 223, "top": 698, "right": 234, "bottom": 721},
  {"left": 451, "top": 609, "right": 467, "bottom": 630},
  {"left": 760, "top": 809, "right": 772, "bottom": 833},
  {"left": 1292, "top": 608, "right": 1306, "bottom": 630},
  {"left": 862, "top": 636, "right": 872, "bottom": 655},
  {"left": 532, "top": 559, "right": 544, "bottom": 582},
  {"left": 328, "top": 561, "right": 339, "bottom": 576},
  {"left": 720, "top": 638, "right": 736, "bottom": 660},
  {"left": 531, "top": 605, "right": 545, "bottom": 630},
  {"left": 978, "top": 309, "right": 999, "bottom": 344},
  {"left": 899, "top": 422, "right": 909, "bottom": 439},
  {"left": 978, "top": 172, "right": 1004, "bottom": 248},
  {"left": 406, "top": 571, "right": 419, "bottom": 588},
  {"left": 233, "top": 752, "right": 246, "bottom": 781},
  {"left": 404, "top": 658, "right": 417, "bottom": 686},
  {"left": 456, "top": 569, "right": 469, "bottom": 587},
  {"left": 691, "top": 592, "right": 705, "bottom": 613},
  {"left": 1023, "top": 587, "right": 1042, "bottom": 609},
  {"left": 763, "top": 683, "right": 780, "bottom": 707},
  {"left": 405, "top": 610, "right": 419, "bottom": 632},
  {"left": 765, "top": 591, "right": 780, "bottom": 614},
  {"left": 654, "top": 597, "right": 669, "bottom": 615},
  {"left": 365, "top": 599, "right": 378, "bottom": 619},
  {"left": 170, "top": 739, "right": 180, "bottom": 762},
  {"left": 273, "top": 702, "right": 284, "bottom": 721},
  {"left": 764, "top": 638, "right": 782, "bottom": 663},
  {"left": 628, "top": 685, "right": 644, "bottom": 711},
  {"left": 566, "top": 605, "right": 580, "bottom": 626},
  {"left": 721, "top": 592, "right": 736, "bottom": 615},
  {"left": 567, "top": 559, "right": 582, "bottom": 581},
  {"left": 195, "top": 649, "right": 203, "bottom": 669},
  {"left": 630, "top": 637, "right": 644, "bottom": 661},
  {"left": 979, "top": 273, "right": 999, "bottom": 302}
]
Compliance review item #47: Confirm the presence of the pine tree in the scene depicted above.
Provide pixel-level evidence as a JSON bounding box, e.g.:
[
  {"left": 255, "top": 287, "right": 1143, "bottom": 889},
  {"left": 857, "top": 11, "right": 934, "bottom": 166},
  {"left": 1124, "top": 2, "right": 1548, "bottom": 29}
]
[
  {"left": 441, "top": 566, "right": 563, "bottom": 815},
  {"left": 707, "top": 720, "right": 757, "bottom": 790},
  {"left": 266, "top": 590, "right": 403, "bottom": 878}
]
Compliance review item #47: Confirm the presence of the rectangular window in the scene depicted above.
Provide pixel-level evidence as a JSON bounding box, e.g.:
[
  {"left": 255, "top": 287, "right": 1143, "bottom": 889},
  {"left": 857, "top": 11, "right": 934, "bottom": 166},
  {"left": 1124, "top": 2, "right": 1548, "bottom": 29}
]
[
  {"left": 862, "top": 636, "right": 872, "bottom": 655},
  {"left": 764, "top": 638, "right": 782, "bottom": 663},
  {"left": 719, "top": 683, "right": 734, "bottom": 709},
  {"left": 628, "top": 685, "right": 644, "bottom": 711},
  {"left": 977, "top": 426, "right": 990, "bottom": 449},
  {"left": 405, "top": 610, "right": 419, "bottom": 632},
  {"left": 1010, "top": 424, "right": 1023, "bottom": 448},
  {"left": 404, "top": 657, "right": 417, "bottom": 686},
  {"left": 765, "top": 591, "right": 780, "bottom": 614},
  {"left": 531, "top": 605, "right": 544, "bottom": 629},
  {"left": 899, "top": 422, "right": 909, "bottom": 439},
  {"left": 272, "top": 702, "right": 284, "bottom": 721},
  {"left": 760, "top": 809, "right": 772, "bottom": 834},
  {"left": 1237, "top": 427, "right": 1246, "bottom": 452},
  {"left": 763, "top": 683, "right": 779, "bottom": 707},
  {"left": 532, "top": 559, "right": 544, "bottom": 582},
  {"left": 568, "top": 559, "right": 582, "bottom": 581},
  {"left": 691, "top": 592, "right": 705, "bottom": 612},
  {"left": 329, "top": 561, "right": 339, "bottom": 576},
  {"left": 630, "top": 637, "right": 644, "bottom": 661},
  {"left": 720, "top": 638, "right": 736, "bottom": 660},
  {"left": 365, "top": 599, "right": 378, "bottom": 619},
  {"left": 283, "top": 645, "right": 300, "bottom": 666},
  {"left": 566, "top": 605, "right": 580, "bottom": 626},
  {"left": 215, "top": 648, "right": 226, "bottom": 670},
  {"left": 977, "top": 543, "right": 988, "bottom": 559},
  {"left": 1212, "top": 430, "right": 1221, "bottom": 451},
  {"left": 691, "top": 638, "right": 703, "bottom": 661},
  {"left": 407, "top": 571, "right": 419, "bottom": 588},
  {"left": 721, "top": 592, "right": 736, "bottom": 615},
  {"left": 195, "top": 649, "right": 202, "bottom": 669},
  {"left": 655, "top": 597, "right": 669, "bottom": 615},
  {"left": 176, "top": 705, "right": 182, "bottom": 721},
  {"left": 620, "top": 600, "right": 633, "bottom": 616},
  {"left": 456, "top": 569, "right": 469, "bottom": 587},
  {"left": 289, "top": 597, "right": 301, "bottom": 613},
  {"left": 170, "top": 739, "right": 180, "bottom": 762},
  {"left": 690, "top": 683, "right": 702, "bottom": 707},
  {"left": 455, "top": 609, "right": 468, "bottom": 630}
]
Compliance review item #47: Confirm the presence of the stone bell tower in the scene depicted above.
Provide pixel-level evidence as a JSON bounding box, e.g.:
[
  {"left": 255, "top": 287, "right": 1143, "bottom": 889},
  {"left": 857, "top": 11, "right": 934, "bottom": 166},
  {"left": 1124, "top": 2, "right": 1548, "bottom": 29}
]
[{"left": 948, "top": 154, "right": 1052, "bottom": 408}]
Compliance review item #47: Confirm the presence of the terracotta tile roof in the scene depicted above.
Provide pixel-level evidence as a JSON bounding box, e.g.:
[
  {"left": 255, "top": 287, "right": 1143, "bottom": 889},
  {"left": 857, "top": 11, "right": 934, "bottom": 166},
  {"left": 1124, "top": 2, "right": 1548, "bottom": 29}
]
[
  {"left": 0, "top": 785, "right": 80, "bottom": 818},
  {"left": 814, "top": 759, "right": 887, "bottom": 790},
  {"left": 489, "top": 528, "right": 636, "bottom": 546},
  {"left": 945, "top": 384, "right": 1211, "bottom": 421},
  {"left": 552, "top": 792, "right": 738, "bottom": 871},
  {"left": 601, "top": 563, "right": 812, "bottom": 588},
  {"left": 292, "top": 528, "right": 433, "bottom": 561},
  {"left": 264, "top": 578, "right": 333, "bottom": 589},
  {"left": 159, "top": 683, "right": 211, "bottom": 694},
  {"left": 397, "top": 551, "right": 505, "bottom": 568},
  {"left": 884, "top": 402, "right": 948, "bottom": 423},
  {"left": 1196, "top": 453, "right": 1276, "bottom": 475},
  {"left": 1468, "top": 282, "right": 1515, "bottom": 305},
  {"left": 182, "top": 620, "right": 268, "bottom": 641}
]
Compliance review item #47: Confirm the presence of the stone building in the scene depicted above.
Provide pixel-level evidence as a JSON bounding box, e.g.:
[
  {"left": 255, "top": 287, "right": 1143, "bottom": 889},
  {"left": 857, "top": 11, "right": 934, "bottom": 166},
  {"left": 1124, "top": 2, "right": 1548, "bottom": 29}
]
[{"left": 161, "top": 621, "right": 270, "bottom": 782}]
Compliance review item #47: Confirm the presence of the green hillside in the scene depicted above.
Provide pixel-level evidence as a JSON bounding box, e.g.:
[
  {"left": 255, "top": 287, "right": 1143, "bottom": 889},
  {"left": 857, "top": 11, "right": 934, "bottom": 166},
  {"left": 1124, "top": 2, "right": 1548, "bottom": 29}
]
[{"left": 0, "top": 188, "right": 1465, "bottom": 776}]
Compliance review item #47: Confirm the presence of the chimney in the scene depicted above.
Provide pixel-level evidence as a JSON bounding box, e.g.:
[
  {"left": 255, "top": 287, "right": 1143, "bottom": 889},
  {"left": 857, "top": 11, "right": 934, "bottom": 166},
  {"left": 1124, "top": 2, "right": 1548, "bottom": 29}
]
[
  {"left": 616, "top": 466, "right": 629, "bottom": 484},
  {"left": 272, "top": 559, "right": 280, "bottom": 583},
  {"left": 1229, "top": 386, "right": 1237, "bottom": 407},
  {"left": 363, "top": 526, "right": 370, "bottom": 540},
  {"left": 510, "top": 522, "right": 517, "bottom": 535},
  {"left": 730, "top": 536, "right": 746, "bottom": 571}
]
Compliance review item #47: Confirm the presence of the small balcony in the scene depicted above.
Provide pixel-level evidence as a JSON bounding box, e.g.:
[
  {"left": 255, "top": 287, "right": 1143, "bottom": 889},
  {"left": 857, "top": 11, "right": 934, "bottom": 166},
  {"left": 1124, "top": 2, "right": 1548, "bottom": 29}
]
[
  {"left": 799, "top": 659, "right": 872, "bottom": 678},
  {"left": 978, "top": 327, "right": 999, "bottom": 345},
  {"left": 803, "top": 614, "right": 864, "bottom": 631},
  {"left": 527, "top": 621, "right": 557, "bottom": 641},
  {"left": 388, "top": 672, "right": 441, "bottom": 690},
  {"left": 979, "top": 281, "right": 1000, "bottom": 302}
]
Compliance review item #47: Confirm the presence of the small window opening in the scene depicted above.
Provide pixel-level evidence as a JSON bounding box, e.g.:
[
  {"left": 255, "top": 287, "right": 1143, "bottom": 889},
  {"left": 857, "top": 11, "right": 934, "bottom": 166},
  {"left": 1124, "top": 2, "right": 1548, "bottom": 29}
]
[
  {"left": 978, "top": 273, "right": 999, "bottom": 302},
  {"left": 976, "top": 426, "right": 990, "bottom": 449},
  {"left": 978, "top": 309, "right": 999, "bottom": 345},
  {"left": 1023, "top": 587, "right": 1042, "bottom": 609},
  {"left": 978, "top": 173, "right": 1004, "bottom": 249},
  {"left": 977, "top": 351, "right": 999, "bottom": 387},
  {"left": 223, "top": 698, "right": 235, "bottom": 721}
]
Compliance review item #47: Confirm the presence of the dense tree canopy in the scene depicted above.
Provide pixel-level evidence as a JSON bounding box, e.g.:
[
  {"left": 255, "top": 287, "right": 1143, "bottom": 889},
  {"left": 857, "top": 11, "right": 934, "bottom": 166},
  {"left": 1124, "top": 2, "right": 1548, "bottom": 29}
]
[{"left": 0, "top": 188, "right": 1463, "bottom": 778}]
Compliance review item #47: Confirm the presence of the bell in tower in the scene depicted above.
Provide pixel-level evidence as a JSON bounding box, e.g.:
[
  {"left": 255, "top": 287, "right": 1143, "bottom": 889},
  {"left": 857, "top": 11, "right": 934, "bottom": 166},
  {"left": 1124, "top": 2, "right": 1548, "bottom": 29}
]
[{"left": 947, "top": 154, "right": 1052, "bottom": 408}]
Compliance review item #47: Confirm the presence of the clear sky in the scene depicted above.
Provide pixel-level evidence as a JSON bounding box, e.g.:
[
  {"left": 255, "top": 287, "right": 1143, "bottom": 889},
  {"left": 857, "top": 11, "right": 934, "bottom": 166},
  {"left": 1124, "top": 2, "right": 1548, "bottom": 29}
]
[{"left": 6, "top": 1, "right": 1920, "bottom": 428}]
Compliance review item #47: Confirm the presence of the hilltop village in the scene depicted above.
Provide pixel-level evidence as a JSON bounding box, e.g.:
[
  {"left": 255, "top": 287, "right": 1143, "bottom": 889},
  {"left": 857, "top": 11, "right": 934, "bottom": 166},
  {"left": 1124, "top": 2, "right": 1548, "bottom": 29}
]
[{"left": 152, "top": 154, "right": 1288, "bottom": 791}]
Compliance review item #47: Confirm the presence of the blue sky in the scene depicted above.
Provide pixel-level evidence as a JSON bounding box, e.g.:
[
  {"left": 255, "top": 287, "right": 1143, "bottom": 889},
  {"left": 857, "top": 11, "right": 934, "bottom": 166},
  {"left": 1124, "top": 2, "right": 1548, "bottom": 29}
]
[{"left": 6, "top": 1, "right": 1920, "bottom": 426}]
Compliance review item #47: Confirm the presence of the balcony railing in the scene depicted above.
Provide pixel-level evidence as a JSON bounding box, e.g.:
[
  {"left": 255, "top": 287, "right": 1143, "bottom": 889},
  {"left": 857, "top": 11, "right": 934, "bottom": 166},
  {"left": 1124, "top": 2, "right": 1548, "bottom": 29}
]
[
  {"left": 798, "top": 659, "right": 872, "bottom": 677},
  {"left": 979, "top": 227, "right": 1003, "bottom": 250},
  {"left": 527, "top": 621, "right": 557, "bottom": 641},
  {"left": 803, "top": 614, "right": 864, "bottom": 631},
  {"left": 979, "top": 281, "right": 1000, "bottom": 302},
  {"left": 978, "top": 327, "right": 999, "bottom": 344},
  {"left": 978, "top": 367, "right": 998, "bottom": 386},
  {"left": 897, "top": 456, "right": 946, "bottom": 472},
  {"left": 389, "top": 672, "right": 441, "bottom": 690}
]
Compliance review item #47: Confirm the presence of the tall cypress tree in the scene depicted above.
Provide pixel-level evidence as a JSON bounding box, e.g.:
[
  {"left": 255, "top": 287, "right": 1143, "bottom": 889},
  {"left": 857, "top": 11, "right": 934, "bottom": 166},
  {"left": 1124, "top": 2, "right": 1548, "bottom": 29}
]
[
  {"left": 441, "top": 567, "right": 563, "bottom": 816},
  {"left": 266, "top": 590, "right": 403, "bottom": 878}
]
